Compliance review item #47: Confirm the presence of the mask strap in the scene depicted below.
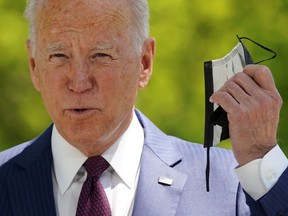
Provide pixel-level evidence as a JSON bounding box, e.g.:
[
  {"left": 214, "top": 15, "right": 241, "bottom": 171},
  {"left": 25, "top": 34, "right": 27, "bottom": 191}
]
[
  {"left": 206, "top": 145, "right": 210, "bottom": 192},
  {"left": 237, "top": 35, "right": 277, "bottom": 64}
]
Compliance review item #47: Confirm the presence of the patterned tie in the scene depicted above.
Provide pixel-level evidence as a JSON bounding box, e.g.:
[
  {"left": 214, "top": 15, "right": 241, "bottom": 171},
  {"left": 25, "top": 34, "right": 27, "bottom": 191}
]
[{"left": 76, "top": 156, "right": 112, "bottom": 216}]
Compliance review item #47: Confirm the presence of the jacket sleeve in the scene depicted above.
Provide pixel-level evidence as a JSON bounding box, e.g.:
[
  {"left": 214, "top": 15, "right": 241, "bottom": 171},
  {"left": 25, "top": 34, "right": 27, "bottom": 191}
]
[{"left": 245, "top": 168, "right": 288, "bottom": 216}]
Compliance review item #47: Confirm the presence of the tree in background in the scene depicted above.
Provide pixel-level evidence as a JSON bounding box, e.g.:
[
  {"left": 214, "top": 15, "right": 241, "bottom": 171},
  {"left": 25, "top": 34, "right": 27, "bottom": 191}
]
[{"left": 1, "top": 0, "right": 287, "bottom": 154}]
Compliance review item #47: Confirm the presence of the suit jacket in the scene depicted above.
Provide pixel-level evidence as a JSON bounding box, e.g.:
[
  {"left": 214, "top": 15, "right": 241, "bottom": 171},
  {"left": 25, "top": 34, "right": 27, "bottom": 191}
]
[{"left": 0, "top": 110, "right": 288, "bottom": 216}]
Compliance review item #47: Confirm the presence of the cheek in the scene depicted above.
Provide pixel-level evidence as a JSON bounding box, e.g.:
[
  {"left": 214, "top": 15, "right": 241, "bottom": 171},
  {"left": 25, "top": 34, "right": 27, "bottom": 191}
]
[
  {"left": 36, "top": 61, "right": 68, "bottom": 90},
  {"left": 36, "top": 67, "right": 67, "bottom": 112},
  {"left": 119, "top": 65, "right": 140, "bottom": 102},
  {"left": 38, "top": 73, "right": 62, "bottom": 96},
  {"left": 40, "top": 80, "right": 62, "bottom": 111},
  {"left": 101, "top": 64, "right": 140, "bottom": 107}
]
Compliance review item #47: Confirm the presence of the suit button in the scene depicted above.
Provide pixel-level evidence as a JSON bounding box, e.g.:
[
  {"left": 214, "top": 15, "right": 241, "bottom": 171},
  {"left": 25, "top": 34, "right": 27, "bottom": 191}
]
[{"left": 277, "top": 212, "right": 286, "bottom": 216}]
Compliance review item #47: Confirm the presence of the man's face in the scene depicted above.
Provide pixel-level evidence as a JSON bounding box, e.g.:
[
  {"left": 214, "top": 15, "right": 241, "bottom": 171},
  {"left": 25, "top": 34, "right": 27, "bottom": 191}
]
[{"left": 27, "top": 0, "right": 155, "bottom": 155}]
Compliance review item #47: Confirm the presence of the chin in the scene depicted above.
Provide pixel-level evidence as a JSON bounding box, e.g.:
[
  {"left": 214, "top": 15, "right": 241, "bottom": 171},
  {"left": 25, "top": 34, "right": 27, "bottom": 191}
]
[{"left": 73, "top": 136, "right": 111, "bottom": 156}]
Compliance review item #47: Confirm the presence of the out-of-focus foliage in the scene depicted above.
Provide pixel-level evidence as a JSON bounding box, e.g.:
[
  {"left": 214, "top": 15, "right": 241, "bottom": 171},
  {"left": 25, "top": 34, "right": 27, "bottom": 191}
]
[{"left": 0, "top": 0, "right": 287, "bottom": 154}]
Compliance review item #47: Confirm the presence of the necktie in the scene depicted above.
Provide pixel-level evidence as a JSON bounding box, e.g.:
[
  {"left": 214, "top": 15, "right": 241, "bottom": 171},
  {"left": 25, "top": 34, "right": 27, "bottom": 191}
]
[{"left": 76, "top": 156, "right": 112, "bottom": 216}]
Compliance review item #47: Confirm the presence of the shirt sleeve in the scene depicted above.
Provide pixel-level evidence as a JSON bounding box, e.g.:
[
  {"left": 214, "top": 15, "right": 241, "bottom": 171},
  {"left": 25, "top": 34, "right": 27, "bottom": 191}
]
[{"left": 234, "top": 145, "right": 288, "bottom": 200}]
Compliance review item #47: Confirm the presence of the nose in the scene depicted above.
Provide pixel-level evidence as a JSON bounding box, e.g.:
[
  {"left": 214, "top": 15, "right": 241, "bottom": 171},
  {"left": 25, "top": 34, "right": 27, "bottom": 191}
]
[{"left": 68, "top": 61, "right": 94, "bottom": 93}]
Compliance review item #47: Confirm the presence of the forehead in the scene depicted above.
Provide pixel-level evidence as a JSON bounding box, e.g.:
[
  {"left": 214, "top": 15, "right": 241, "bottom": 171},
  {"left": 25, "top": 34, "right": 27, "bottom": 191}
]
[{"left": 36, "top": 0, "right": 132, "bottom": 39}]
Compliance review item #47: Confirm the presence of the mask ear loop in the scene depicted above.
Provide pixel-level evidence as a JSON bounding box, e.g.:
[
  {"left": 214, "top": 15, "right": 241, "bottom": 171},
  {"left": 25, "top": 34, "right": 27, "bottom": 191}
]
[{"left": 237, "top": 35, "right": 277, "bottom": 64}]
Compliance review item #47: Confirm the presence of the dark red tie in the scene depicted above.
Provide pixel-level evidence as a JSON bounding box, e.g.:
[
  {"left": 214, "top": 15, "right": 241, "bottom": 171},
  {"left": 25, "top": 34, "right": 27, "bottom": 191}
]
[{"left": 76, "top": 156, "right": 112, "bottom": 216}]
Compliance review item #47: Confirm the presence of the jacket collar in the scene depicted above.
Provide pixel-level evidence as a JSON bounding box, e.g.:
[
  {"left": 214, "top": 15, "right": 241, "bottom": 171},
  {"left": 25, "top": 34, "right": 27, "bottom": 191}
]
[{"left": 135, "top": 109, "right": 183, "bottom": 167}]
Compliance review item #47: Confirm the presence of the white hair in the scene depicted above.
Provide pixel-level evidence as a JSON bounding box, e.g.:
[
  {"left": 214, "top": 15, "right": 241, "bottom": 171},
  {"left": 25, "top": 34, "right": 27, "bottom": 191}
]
[
  {"left": 24, "top": 0, "right": 150, "bottom": 55},
  {"left": 130, "top": 0, "right": 150, "bottom": 52}
]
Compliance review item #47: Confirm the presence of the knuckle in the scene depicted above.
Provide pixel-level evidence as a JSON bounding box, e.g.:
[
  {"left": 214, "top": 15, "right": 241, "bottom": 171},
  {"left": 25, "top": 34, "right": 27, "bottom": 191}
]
[
  {"left": 275, "top": 92, "right": 283, "bottom": 107},
  {"left": 268, "top": 90, "right": 283, "bottom": 108},
  {"left": 256, "top": 92, "right": 282, "bottom": 113},
  {"left": 274, "top": 96, "right": 283, "bottom": 111},
  {"left": 225, "top": 80, "right": 235, "bottom": 89},
  {"left": 278, "top": 96, "right": 283, "bottom": 107},
  {"left": 257, "top": 94, "right": 269, "bottom": 105},
  {"left": 258, "top": 65, "right": 271, "bottom": 75},
  {"left": 232, "top": 72, "right": 245, "bottom": 82},
  {"left": 215, "top": 91, "right": 229, "bottom": 101},
  {"left": 215, "top": 91, "right": 232, "bottom": 107},
  {"left": 259, "top": 95, "right": 274, "bottom": 110}
]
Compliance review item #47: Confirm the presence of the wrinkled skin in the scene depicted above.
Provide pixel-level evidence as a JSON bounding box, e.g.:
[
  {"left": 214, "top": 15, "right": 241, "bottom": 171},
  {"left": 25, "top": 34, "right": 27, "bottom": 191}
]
[
  {"left": 27, "top": 0, "right": 155, "bottom": 156},
  {"left": 210, "top": 65, "right": 282, "bottom": 166}
]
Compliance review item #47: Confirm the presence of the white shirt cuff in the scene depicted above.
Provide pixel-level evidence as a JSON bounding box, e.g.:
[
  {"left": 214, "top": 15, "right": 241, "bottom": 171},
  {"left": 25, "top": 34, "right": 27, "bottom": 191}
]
[{"left": 235, "top": 145, "right": 288, "bottom": 200}]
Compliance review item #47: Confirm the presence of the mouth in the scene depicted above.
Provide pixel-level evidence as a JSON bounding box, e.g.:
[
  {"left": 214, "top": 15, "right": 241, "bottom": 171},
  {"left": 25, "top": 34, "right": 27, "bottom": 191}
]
[
  {"left": 73, "top": 109, "right": 90, "bottom": 113},
  {"left": 65, "top": 108, "right": 100, "bottom": 118}
]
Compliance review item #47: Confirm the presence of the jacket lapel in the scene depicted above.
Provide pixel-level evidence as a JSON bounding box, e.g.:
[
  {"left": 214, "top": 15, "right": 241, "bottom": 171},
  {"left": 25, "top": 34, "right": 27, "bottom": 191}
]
[
  {"left": 7, "top": 125, "right": 56, "bottom": 216},
  {"left": 133, "top": 110, "right": 187, "bottom": 216}
]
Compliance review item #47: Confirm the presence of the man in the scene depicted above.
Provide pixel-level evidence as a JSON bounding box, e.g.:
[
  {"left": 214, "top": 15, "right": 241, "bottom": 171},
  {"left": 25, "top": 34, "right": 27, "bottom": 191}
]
[{"left": 0, "top": 0, "right": 287, "bottom": 215}]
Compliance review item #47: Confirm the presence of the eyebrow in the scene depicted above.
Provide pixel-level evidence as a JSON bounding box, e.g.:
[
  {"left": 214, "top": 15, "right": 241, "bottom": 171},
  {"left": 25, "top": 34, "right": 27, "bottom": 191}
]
[
  {"left": 46, "top": 43, "right": 67, "bottom": 52},
  {"left": 93, "top": 43, "right": 114, "bottom": 51},
  {"left": 45, "top": 42, "right": 115, "bottom": 52}
]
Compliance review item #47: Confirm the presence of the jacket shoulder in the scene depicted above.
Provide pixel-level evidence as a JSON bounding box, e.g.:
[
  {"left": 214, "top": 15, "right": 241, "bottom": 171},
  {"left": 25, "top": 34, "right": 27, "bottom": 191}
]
[{"left": 0, "top": 140, "right": 34, "bottom": 166}]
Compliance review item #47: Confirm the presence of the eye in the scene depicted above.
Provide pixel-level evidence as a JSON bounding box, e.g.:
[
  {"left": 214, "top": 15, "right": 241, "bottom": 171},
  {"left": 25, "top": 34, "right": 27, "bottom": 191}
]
[
  {"left": 49, "top": 53, "right": 69, "bottom": 64},
  {"left": 91, "top": 53, "right": 112, "bottom": 61},
  {"left": 94, "top": 53, "right": 109, "bottom": 58},
  {"left": 50, "top": 53, "right": 68, "bottom": 59}
]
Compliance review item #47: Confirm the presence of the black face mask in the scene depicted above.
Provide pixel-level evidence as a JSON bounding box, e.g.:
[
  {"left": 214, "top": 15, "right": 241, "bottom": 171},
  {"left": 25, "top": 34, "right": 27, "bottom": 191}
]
[{"left": 203, "top": 36, "right": 277, "bottom": 191}]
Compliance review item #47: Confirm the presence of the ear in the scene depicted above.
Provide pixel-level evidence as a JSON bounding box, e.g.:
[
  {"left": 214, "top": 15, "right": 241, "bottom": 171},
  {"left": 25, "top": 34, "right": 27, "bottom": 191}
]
[
  {"left": 138, "top": 37, "right": 156, "bottom": 88},
  {"left": 26, "top": 40, "right": 41, "bottom": 92}
]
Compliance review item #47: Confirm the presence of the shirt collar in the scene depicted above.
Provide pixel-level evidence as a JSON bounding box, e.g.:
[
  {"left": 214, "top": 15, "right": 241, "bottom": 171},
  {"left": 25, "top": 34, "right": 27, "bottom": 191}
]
[
  {"left": 52, "top": 112, "right": 144, "bottom": 195},
  {"left": 102, "top": 112, "right": 144, "bottom": 189},
  {"left": 51, "top": 125, "right": 87, "bottom": 195}
]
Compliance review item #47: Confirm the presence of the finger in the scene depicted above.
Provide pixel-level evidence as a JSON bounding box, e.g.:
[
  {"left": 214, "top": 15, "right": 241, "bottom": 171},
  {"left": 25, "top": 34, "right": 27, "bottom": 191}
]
[
  {"left": 210, "top": 90, "right": 239, "bottom": 113},
  {"left": 229, "top": 72, "right": 264, "bottom": 99},
  {"left": 219, "top": 79, "right": 251, "bottom": 106},
  {"left": 243, "top": 64, "right": 276, "bottom": 91}
]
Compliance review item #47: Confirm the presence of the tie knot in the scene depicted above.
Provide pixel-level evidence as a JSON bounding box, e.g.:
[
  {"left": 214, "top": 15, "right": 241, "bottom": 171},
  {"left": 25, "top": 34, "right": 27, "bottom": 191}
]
[{"left": 84, "top": 156, "right": 110, "bottom": 179}]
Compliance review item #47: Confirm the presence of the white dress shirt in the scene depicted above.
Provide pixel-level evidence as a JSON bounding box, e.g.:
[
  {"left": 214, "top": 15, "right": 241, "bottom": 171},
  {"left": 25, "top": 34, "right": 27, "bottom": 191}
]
[{"left": 52, "top": 112, "right": 144, "bottom": 216}]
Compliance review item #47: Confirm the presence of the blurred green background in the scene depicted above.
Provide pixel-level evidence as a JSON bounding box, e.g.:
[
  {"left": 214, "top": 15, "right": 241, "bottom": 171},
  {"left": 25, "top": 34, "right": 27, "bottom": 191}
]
[{"left": 0, "top": 0, "right": 287, "bottom": 154}]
